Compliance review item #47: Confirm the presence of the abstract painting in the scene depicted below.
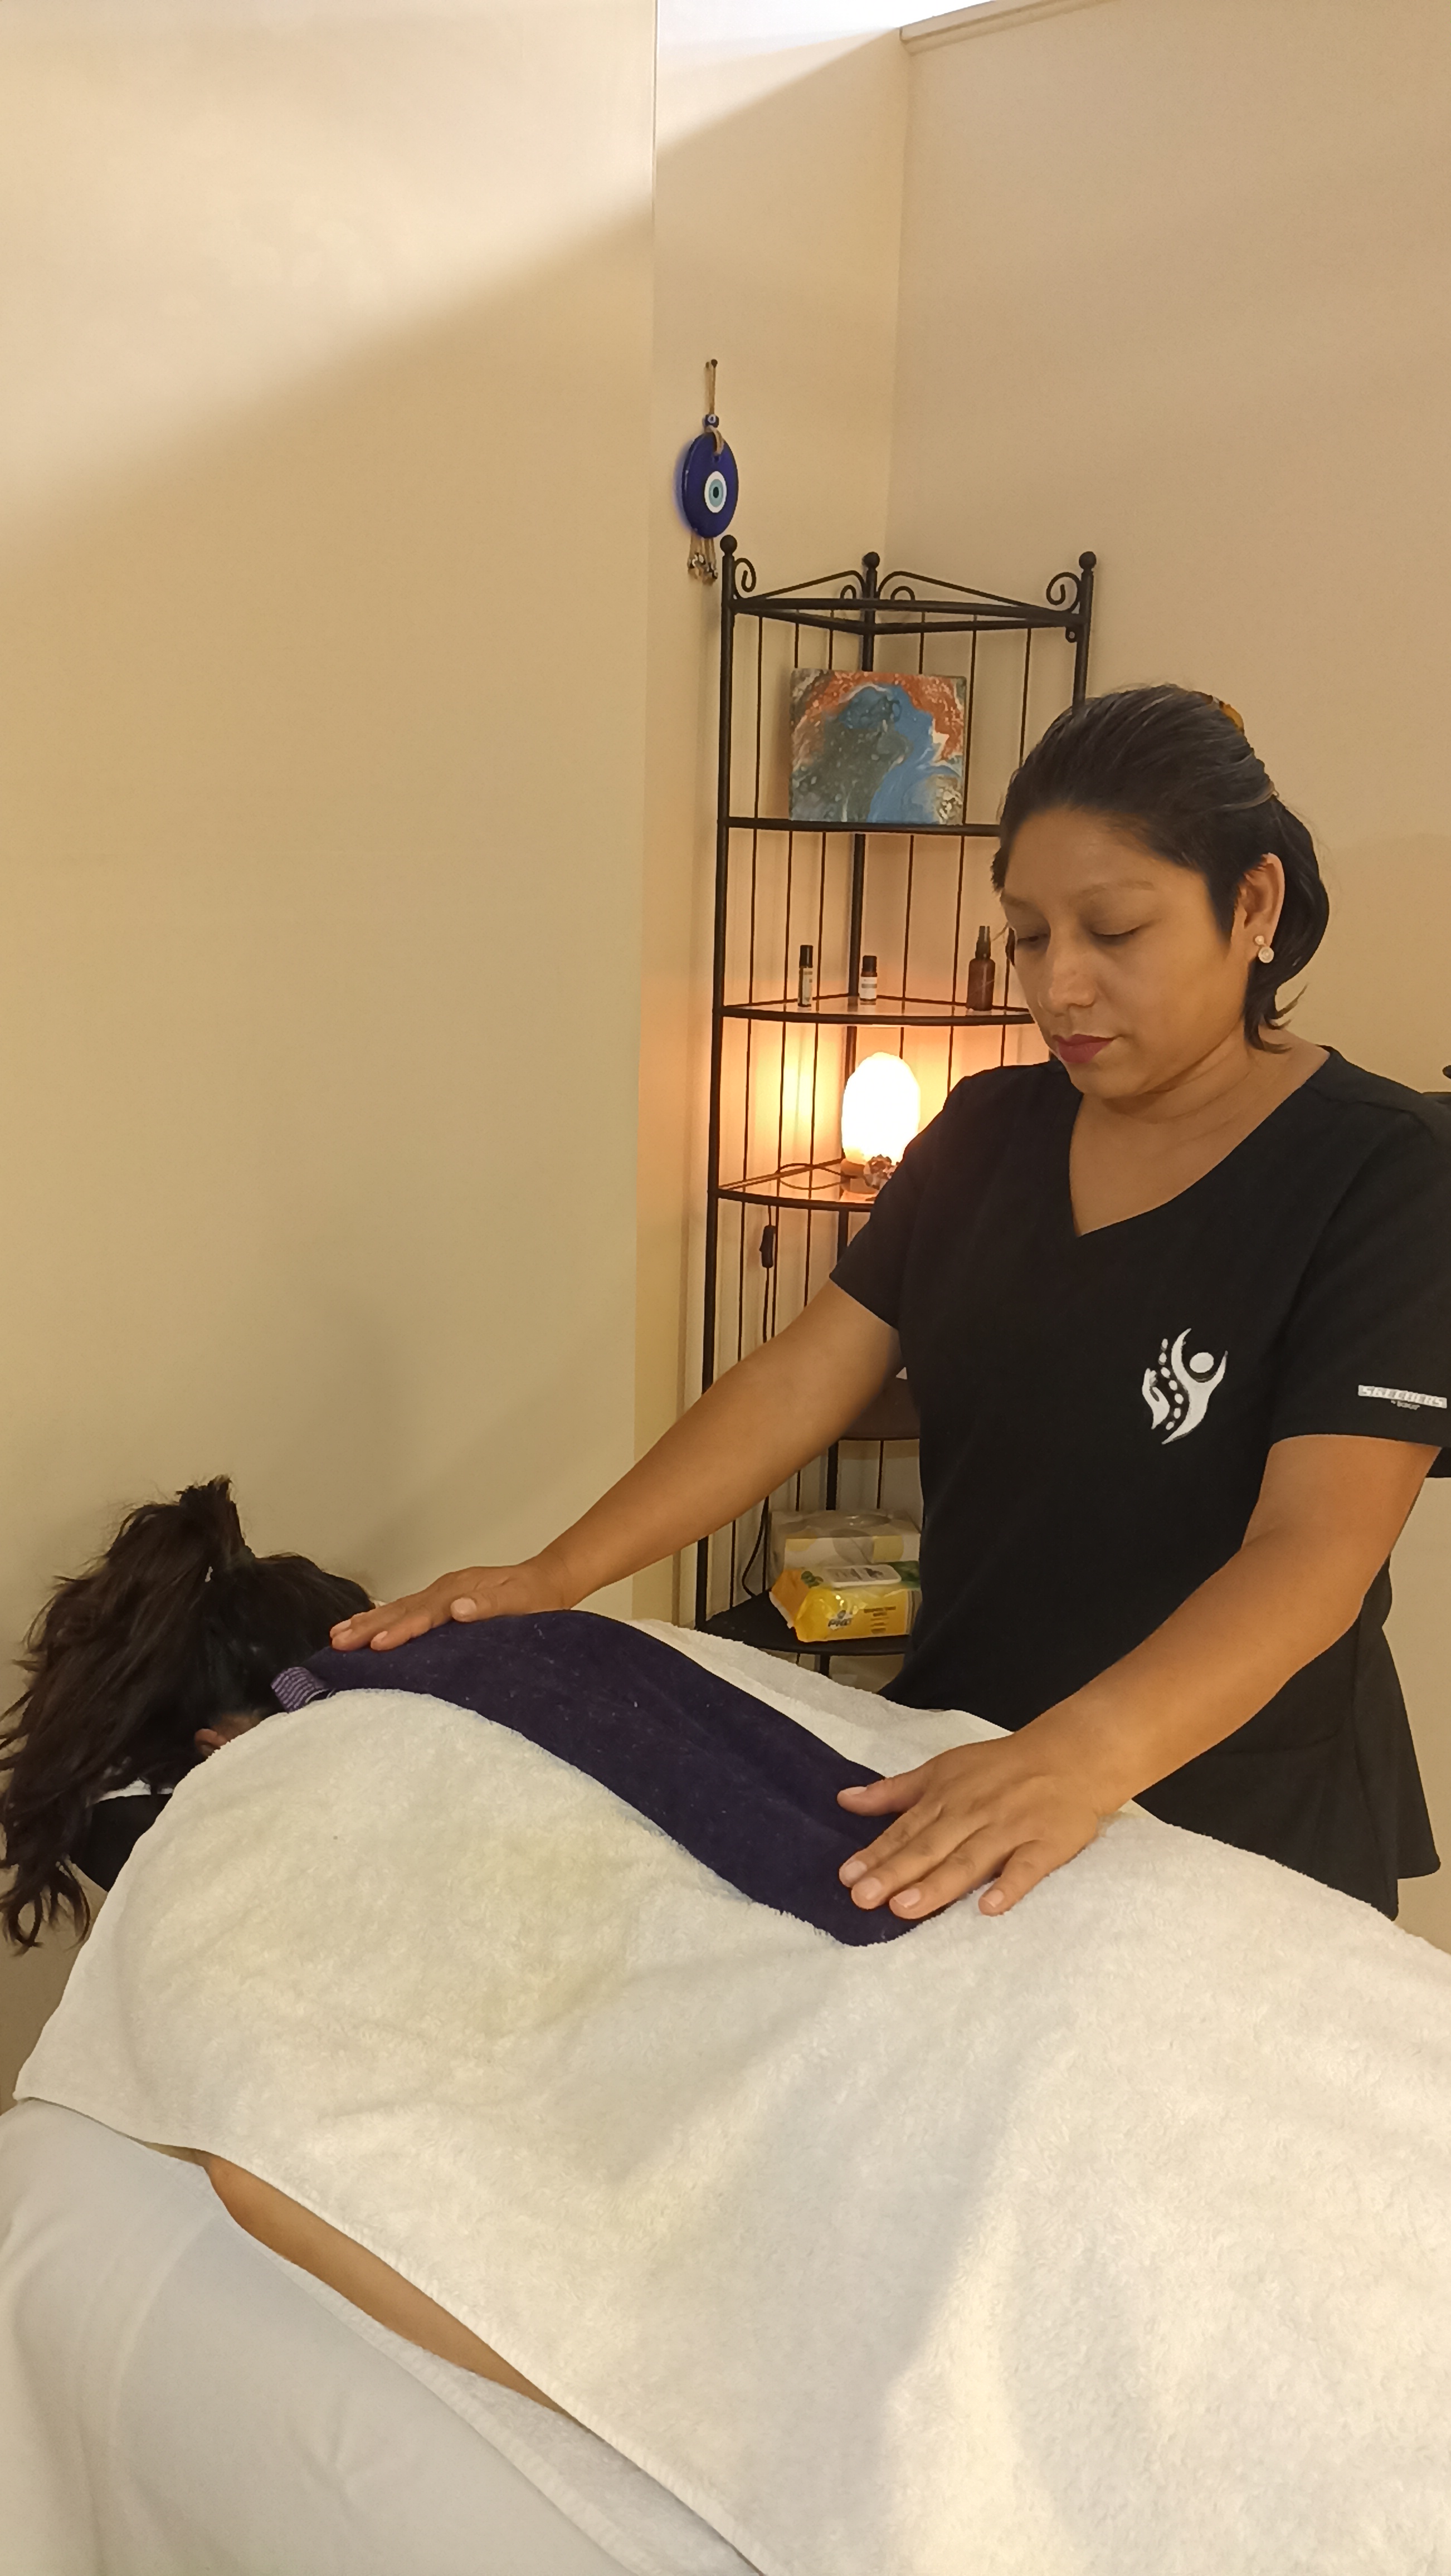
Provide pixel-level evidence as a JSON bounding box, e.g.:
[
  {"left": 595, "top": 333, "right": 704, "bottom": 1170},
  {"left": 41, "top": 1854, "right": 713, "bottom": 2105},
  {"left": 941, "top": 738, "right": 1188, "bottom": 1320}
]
[{"left": 788, "top": 670, "right": 967, "bottom": 827}]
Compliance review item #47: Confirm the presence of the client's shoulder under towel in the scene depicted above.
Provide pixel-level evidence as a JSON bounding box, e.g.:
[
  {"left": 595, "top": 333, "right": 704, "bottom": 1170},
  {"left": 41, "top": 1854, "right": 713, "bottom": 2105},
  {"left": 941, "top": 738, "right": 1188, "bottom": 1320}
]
[
  {"left": 18, "top": 1623, "right": 1451, "bottom": 2576},
  {"left": 274, "top": 1612, "right": 913, "bottom": 1945}
]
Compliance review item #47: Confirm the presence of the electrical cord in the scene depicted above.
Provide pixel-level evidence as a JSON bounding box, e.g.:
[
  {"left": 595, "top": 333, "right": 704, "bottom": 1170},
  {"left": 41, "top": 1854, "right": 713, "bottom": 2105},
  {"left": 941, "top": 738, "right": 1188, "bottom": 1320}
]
[{"left": 738, "top": 1222, "right": 776, "bottom": 1596}]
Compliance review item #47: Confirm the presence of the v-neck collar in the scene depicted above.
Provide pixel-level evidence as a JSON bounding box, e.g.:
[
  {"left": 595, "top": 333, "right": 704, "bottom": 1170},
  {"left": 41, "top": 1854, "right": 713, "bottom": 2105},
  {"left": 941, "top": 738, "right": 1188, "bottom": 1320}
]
[{"left": 1060, "top": 1048, "right": 1338, "bottom": 1246}]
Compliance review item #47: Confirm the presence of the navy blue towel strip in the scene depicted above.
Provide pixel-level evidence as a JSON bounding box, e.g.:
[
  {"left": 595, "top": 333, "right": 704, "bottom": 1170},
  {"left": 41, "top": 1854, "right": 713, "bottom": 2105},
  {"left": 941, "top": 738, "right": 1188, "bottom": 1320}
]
[{"left": 275, "top": 1612, "right": 918, "bottom": 1946}]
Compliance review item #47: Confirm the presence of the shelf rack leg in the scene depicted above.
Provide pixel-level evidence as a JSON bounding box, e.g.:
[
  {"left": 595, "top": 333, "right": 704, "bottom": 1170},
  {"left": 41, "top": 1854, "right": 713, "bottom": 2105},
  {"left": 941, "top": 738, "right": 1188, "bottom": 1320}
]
[
  {"left": 1069, "top": 552, "right": 1097, "bottom": 704},
  {"left": 827, "top": 551, "right": 881, "bottom": 1520},
  {"left": 696, "top": 536, "right": 739, "bottom": 1627}
]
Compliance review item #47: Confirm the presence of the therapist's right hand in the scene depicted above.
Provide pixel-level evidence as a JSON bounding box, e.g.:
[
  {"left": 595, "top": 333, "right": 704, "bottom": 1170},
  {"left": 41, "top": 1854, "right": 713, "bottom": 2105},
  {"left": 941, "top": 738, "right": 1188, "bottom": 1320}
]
[{"left": 329, "top": 1551, "right": 576, "bottom": 1652}]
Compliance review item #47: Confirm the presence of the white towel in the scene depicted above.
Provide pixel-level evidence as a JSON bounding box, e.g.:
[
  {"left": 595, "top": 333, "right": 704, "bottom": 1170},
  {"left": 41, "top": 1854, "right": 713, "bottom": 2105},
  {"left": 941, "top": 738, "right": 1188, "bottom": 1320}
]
[{"left": 18, "top": 1622, "right": 1451, "bottom": 2576}]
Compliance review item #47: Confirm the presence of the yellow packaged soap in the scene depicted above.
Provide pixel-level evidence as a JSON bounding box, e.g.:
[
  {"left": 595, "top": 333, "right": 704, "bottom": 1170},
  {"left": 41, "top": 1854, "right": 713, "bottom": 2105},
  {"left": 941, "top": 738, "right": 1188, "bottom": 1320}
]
[{"left": 770, "top": 1559, "right": 922, "bottom": 1643}]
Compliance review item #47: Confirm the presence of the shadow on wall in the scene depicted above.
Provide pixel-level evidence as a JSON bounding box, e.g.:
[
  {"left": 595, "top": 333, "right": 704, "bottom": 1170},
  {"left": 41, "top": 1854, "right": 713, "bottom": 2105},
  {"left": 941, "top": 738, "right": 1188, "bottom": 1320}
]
[
  {"left": 634, "top": 30, "right": 910, "bottom": 1629},
  {"left": 0, "top": 21, "right": 914, "bottom": 2092},
  {"left": 0, "top": 206, "right": 658, "bottom": 2078},
  {"left": 0, "top": 213, "right": 655, "bottom": 1674}
]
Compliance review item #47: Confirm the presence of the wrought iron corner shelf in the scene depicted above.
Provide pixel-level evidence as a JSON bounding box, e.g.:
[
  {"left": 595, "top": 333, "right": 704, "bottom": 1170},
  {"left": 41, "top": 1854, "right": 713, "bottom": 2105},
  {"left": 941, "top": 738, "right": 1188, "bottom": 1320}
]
[
  {"left": 721, "top": 540, "right": 1097, "bottom": 667},
  {"left": 721, "top": 996, "right": 1032, "bottom": 1032},
  {"left": 695, "top": 539, "right": 1096, "bottom": 1643},
  {"left": 719, "top": 1160, "right": 905, "bottom": 1216}
]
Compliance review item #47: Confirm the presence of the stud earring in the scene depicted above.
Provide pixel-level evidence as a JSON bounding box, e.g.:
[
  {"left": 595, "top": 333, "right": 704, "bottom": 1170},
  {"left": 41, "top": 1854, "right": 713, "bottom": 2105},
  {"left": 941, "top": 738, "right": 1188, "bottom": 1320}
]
[{"left": 1254, "top": 934, "right": 1275, "bottom": 967}]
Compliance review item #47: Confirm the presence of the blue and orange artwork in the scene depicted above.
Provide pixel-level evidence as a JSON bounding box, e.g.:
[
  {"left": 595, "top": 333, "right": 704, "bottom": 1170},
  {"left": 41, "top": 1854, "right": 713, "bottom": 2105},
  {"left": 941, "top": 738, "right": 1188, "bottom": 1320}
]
[{"left": 788, "top": 670, "right": 967, "bottom": 827}]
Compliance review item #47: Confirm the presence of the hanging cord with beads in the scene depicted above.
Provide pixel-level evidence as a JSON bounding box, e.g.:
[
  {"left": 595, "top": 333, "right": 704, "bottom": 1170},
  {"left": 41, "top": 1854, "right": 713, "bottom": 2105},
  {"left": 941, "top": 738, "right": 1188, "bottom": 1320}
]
[{"left": 687, "top": 358, "right": 725, "bottom": 583}]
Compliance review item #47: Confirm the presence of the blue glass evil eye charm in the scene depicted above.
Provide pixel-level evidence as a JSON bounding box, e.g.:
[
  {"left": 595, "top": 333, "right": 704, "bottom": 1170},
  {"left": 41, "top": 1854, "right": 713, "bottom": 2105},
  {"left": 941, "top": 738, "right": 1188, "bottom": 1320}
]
[
  {"left": 681, "top": 363, "right": 739, "bottom": 583},
  {"left": 679, "top": 430, "right": 738, "bottom": 538}
]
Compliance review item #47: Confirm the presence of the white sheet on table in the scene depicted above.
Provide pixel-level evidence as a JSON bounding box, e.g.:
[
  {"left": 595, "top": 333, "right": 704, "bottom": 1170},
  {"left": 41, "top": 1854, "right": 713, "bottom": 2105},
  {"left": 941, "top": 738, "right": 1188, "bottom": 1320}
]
[{"left": 0, "top": 2097, "right": 752, "bottom": 2576}]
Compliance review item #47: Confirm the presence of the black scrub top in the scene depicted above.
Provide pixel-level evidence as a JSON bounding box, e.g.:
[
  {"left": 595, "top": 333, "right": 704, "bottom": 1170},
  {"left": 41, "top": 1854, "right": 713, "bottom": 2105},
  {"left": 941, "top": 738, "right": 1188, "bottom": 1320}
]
[
  {"left": 831, "top": 1051, "right": 1451, "bottom": 1916},
  {"left": 73, "top": 1789, "right": 173, "bottom": 1891}
]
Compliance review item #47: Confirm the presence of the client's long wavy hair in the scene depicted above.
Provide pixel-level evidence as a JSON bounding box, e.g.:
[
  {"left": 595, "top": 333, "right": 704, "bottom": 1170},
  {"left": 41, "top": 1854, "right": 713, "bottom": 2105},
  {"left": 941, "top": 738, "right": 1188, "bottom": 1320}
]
[{"left": 1, "top": 1479, "right": 369, "bottom": 1950}]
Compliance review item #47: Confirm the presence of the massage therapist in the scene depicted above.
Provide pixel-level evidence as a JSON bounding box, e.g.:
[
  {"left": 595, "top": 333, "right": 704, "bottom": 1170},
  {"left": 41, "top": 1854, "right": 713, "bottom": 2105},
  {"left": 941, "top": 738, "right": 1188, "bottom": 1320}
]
[{"left": 336, "top": 687, "right": 1451, "bottom": 1925}]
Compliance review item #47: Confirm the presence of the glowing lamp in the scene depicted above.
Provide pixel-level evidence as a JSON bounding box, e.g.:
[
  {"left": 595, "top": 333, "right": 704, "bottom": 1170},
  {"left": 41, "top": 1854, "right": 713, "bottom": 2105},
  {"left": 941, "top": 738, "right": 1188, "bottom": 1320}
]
[{"left": 841, "top": 1052, "right": 921, "bottom": 1190}]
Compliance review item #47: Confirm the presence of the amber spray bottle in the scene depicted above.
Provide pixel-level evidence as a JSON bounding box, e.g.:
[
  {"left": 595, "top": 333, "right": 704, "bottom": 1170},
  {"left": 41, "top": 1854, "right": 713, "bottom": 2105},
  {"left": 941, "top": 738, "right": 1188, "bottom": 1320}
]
[{"left": 966, "top": 924, "right": 995, "bottom": 1012}]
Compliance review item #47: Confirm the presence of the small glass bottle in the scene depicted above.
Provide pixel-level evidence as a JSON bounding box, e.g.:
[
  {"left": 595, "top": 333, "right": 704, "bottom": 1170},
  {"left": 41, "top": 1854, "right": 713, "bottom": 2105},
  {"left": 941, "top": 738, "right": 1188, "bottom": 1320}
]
[
  {"left": 797, "top": 943, "right": 815, "bottom": 1008},
  {"left": 966, "top": 924, "right": 995, "bottom": 1013},
  {"left": 858, "top": 953, "right": 878, "bottom": 1006}
]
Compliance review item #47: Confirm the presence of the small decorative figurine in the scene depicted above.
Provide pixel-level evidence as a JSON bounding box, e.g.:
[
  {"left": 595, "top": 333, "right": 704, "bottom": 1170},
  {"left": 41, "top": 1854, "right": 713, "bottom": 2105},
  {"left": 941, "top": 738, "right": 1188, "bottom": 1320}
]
[{"left": 678, "top": 358, "right": 738, "bottom": 583}]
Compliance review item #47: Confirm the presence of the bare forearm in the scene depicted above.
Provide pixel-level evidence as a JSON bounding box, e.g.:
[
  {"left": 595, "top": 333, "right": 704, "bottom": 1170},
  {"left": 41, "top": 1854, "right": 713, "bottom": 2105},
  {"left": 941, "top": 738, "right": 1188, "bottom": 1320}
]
[
  {"left": 834, "top": 1437, "right": 1434, "bottom": 1923},
  {"left": 542, "top": 1290, "right": 898, "bottom": 1602},
  {"left": 1030, "top": 1527, "right": 1373, "bottom": 1812},
  {"left": 331, "top": 1285, "right": 901, "bottom": 1653}
]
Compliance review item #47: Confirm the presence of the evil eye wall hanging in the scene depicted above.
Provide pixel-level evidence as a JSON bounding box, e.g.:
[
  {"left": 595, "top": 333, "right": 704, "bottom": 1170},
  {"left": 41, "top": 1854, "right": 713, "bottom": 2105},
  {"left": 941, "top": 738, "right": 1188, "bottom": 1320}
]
[{"left": 678, "top": 358, "right": 739, "bottom": 583}]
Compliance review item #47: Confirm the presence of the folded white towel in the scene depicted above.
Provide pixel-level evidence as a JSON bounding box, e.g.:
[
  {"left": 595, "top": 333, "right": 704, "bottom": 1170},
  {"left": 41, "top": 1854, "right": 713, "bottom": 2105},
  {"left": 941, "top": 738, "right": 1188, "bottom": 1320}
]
[{"left": 18, "top": 1623, "right": 1451, "bottom": 2576}]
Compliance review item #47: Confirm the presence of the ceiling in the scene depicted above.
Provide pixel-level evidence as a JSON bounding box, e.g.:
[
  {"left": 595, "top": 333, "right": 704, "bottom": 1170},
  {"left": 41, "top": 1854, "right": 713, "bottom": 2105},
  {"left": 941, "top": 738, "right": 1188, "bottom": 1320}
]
[{"left": 658, "top": 1, "right": 989, "bottom": 48}]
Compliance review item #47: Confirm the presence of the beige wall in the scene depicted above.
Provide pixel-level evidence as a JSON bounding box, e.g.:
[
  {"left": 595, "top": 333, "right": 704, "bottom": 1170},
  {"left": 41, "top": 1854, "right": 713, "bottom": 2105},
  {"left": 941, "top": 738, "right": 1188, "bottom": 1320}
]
[
  {"left": 5, "top": 0, "right": 1447, "bottom": 2108},
  {"left": 634, "top": 32, "right": 910, "bottom": 1618},
  {"left": 889, "top": 0, "right": 1451, "bottom": 1941},
  {"left": 0, "top": 0, "right": 656, "bottom": 2102}
]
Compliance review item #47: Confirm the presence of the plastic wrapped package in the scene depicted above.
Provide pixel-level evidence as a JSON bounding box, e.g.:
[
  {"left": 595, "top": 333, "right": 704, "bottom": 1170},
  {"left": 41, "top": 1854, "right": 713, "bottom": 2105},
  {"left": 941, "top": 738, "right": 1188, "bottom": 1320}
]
[
  {"left": 769, "top": 1560, "right": 922, "bottom": 1643},
  {"left": 766, "top": 1510, "right": 920, "bottom": 1586}
]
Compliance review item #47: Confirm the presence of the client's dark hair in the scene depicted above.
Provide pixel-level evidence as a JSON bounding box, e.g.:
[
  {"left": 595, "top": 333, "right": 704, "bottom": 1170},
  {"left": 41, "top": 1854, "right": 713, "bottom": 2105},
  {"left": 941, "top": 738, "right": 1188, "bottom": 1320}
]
[
  {"left": 0, "top": 1479, "right": 369, "bottom": 1950},
  {"left": 992, "top": 685, "right": 1330, "bottom": 1046}
]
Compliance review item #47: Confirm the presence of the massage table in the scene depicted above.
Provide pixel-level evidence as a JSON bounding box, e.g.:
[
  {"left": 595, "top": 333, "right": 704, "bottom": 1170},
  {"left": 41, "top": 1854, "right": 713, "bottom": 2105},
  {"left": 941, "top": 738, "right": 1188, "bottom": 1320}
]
[{"left": 0, "top": 2094, "right": 749, "bottom": 2576}]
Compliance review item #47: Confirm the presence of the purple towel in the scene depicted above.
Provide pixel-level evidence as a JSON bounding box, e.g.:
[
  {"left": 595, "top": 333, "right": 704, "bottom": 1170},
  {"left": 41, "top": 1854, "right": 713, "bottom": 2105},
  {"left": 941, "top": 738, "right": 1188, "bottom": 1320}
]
[{"left": 275, "top": 1612, "right": 917, "bottom": 1945}]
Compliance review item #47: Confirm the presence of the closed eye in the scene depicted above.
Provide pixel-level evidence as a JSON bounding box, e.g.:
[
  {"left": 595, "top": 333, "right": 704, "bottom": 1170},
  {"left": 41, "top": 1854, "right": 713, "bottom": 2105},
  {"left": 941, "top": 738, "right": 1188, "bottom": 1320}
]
[{"left": 1007, "top": 925, "right": 1144, "bottom": 950}]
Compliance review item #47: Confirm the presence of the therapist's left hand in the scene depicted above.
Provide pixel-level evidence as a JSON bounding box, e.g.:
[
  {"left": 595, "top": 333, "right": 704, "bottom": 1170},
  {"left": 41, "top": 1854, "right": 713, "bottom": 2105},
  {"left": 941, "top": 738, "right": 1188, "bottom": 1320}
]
[{"left": 836, "top": 1736, "right": 1104, "bottom": 1920}]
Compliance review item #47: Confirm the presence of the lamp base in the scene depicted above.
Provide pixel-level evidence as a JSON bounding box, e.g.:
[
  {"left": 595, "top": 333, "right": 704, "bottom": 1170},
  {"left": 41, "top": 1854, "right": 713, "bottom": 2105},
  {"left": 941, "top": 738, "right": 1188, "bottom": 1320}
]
[{"left": 841, "top": 1154, "right": 897, "bottom": 1194}]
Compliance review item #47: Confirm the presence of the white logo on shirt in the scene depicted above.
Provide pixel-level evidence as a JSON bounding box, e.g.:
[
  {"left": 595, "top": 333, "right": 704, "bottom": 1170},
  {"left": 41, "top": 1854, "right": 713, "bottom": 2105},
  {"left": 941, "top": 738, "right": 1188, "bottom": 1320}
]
[
  {"left": 1358, "top": 1383, "right": 1447, "bottom": 1412},
  {"left": 1142, "top": 1330, "right": 1228, "bottom": 1445}
]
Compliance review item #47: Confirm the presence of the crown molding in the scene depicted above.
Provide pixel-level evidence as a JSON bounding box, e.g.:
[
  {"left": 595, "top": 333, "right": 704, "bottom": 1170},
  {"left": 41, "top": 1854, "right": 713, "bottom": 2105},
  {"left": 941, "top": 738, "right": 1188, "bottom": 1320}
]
[{"left": 902, "top": 0, "right": 1115, "bottom": 53}]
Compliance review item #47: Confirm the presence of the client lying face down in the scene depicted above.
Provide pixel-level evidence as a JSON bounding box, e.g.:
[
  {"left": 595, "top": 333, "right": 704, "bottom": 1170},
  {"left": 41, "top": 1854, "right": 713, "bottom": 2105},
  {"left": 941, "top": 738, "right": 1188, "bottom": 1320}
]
[
  {"left": 4, "top": 1479, "right": 917, "bottom": 2414},
  {"left": 14, "top": 1499, "right": 1451, "bottom": 2576},
  {"left": 0, "top": 1481, "right": 568, "bottom": 2408},
  {"left": 0, "top": 1479, "right": 369, "bottom": 1949},
  {"left": 4, "top": 1482, "right": 924, "bottom": 2414},
  {"left": 2, "top": 1481, "right": 902, "bottom": 1953},
  {"left": 12, "top": 1478, "right": 1451, "bottom": 2568}
]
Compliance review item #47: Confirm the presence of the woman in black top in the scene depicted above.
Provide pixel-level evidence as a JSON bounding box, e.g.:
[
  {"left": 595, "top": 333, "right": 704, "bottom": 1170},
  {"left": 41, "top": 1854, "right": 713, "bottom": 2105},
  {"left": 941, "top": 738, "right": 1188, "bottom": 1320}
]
[{"left": 339, "top": 688, "right": 1451, "bottom": 1923}]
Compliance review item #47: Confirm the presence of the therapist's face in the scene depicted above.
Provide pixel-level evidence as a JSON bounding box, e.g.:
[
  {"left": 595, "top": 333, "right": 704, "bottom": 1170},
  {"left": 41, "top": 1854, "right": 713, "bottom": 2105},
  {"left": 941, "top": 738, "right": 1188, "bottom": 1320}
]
[{"left": 997, "top": 808, "right": 1282, "bottom": 1100}]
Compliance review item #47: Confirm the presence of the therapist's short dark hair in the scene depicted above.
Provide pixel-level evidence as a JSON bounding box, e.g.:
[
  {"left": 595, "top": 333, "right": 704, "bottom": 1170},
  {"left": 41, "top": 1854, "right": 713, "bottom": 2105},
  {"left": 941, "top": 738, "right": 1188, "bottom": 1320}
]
[{"left": 992, "top": 684, "right": 1330, "bottom": 1047}]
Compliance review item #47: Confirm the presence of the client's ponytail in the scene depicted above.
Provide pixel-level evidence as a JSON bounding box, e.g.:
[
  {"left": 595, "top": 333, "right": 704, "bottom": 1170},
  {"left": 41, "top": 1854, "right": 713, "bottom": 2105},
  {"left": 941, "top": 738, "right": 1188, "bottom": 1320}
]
[{"left": 1, "top": 1479, "right": 369, "bottom": 1950}]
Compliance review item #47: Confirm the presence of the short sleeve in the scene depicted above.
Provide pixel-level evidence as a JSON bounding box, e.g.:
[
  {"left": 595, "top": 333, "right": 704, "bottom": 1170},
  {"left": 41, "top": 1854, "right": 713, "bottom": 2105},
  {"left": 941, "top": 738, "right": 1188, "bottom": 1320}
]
[
  {"left": 829, "top": 1116, "right": 937, "bottom": 1329},
  {"left": 1270, "top": 1113, "right": 1451, "bottom": 1470}
]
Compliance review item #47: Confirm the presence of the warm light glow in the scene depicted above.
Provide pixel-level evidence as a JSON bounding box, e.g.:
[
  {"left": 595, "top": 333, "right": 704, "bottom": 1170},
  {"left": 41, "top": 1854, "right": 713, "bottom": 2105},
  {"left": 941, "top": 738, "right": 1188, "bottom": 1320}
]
[{"left": 840, "top": 1052, "right": 920, "bottom": 1169}]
